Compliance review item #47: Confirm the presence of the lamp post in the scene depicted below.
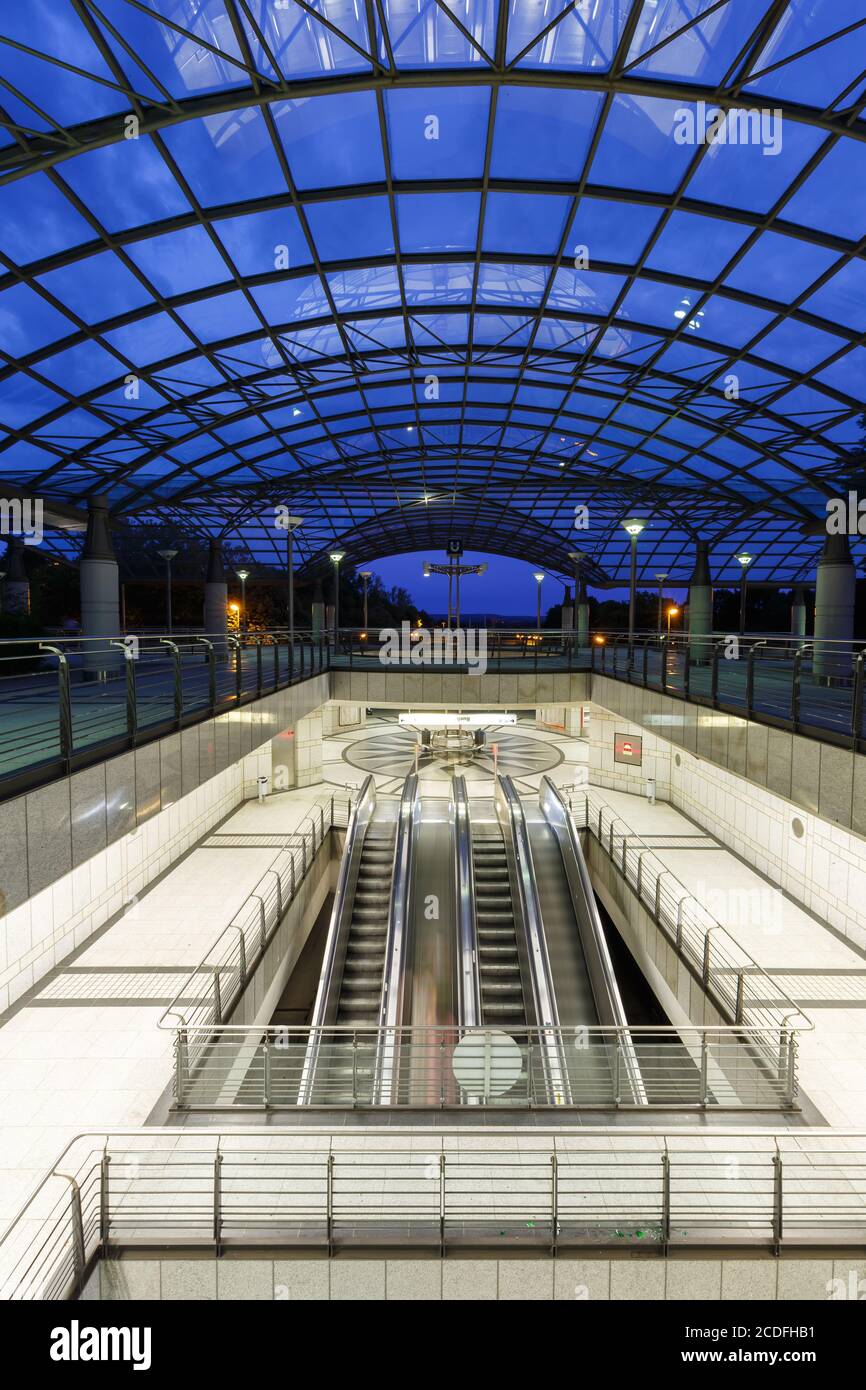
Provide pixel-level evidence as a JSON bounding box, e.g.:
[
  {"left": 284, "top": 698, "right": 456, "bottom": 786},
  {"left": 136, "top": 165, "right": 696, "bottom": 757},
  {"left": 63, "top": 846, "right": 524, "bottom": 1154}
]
[
  {"left": 329, "top": 552, "right": 344, "bottom": 643},
  {"left": 235, "top": 568, "right": 250, "bottom": 632},
  {"left": 281, "top": 514, "right": 303, "bottom": 652},
  {"left": 533, "top": 571, "right": 545, "bottom": 633},
  {"left": 654, "top": 572, "right": 668, "bottom": 635},
  {"left": 422, "top": 557, "right": 486, "bottom": 627},
  {"left": 157, "top": 549, "right": 177, "bottom": 634},
  {"left": 735, "top": 552, "right": 753, "bottom": 637},
  {"left": 621, "top": 518, "right": 646, "bottom": 652},
  {"left": 360, "top": 571, "right": 372, "bottom": 632},
  {"left": 667, "top": 604, "right": 679, "bottom": 636}
]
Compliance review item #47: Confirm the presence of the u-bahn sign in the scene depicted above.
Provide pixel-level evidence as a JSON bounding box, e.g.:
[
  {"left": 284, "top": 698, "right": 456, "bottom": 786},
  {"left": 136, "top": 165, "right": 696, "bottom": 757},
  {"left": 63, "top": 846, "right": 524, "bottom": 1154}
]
[{"left": 614, "top": 732, "right": 643, "bottom": 766}]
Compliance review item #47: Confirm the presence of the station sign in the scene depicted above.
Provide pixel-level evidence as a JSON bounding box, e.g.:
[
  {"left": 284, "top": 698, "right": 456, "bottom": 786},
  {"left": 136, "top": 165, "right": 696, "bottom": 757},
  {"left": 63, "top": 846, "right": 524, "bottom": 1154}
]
[{"left": 614, "top": 732, "right": 643, "bottom": 766}]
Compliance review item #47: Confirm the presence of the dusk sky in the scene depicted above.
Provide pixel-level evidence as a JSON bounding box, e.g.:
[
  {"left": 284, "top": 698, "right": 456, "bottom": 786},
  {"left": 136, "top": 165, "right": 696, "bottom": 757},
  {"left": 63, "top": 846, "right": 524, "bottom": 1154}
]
[{"left": 365, "top": 550, "right": 689, "bottom": 617}]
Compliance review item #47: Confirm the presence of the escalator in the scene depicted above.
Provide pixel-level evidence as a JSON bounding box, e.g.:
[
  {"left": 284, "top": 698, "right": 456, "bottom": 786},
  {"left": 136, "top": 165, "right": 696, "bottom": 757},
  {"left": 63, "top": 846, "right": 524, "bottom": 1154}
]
[
  {"left": 335, "top": 826, "right": 396, "bottom": 1025},
  {"left": 471, "top": 826, "right": 527, "bottom": 1029}
]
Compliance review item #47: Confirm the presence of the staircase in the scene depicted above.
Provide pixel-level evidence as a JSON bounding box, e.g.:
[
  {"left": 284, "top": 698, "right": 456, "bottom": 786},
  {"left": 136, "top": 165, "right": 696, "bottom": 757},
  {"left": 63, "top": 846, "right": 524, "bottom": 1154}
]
[
  {"left": 336, "top": 830, "right": 396, "bottom": 1026},
  {"left": 472, "top": 830, "right": 527, "bottom": 1030}
]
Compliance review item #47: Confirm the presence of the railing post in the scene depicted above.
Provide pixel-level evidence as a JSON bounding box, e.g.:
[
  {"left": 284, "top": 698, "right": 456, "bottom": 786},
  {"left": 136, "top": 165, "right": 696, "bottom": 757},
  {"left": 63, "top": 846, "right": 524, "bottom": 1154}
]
[
  {"left": 735, "top": 970, "right": 745, "bottom": 1025},
  {"left": 746, "top": 640, "right": 766, "bottom": 720},
  {"left": 99, "top": 1151, "right": 111, "bottom": 1254},
  {"left": 791, "top": 644, "right": 809, "bottom": 732},
  {"left": 550, "top": 1153, "right": 559, "bottom": 1255},
  {"left": 702, "top": 932, "right": 712, "bottom": 990},
  {"left": 711, "top": 639, "right": 721, "bottom": 708},
  {"left": 39, "top": 644, "right": 73, "bottom": 768},
  {"left": 613, "top": 1037, "right": 622, "bottom": 1106},
  {"left": 661, "top": 1146, "right": 671, "bottom": 1254},
  {"left": 111, "top": 640, "right": 138, "bottom": 743},
  {"left": 699, "top": 1033, "right": 708, "bottom": 1106},
  {"left": 238, "top": 933, "right": 247, "bottom": 989},
  {"left": 642, "top": 639, "right": 648, "bottom": 687},
  {"left": 69, "top": 1182, "right": 86, "bottom": 1292},
  {"left": 682, "top": 638, "right": 690, "bottom": 699},
  {"left": 439, "top": 1152, "right": 446, "bottom": 1256},
  {"left": 772, "top": 1146, "right": 783, "bottom": 1255},
  {"left": 675, "top": 897, "right": 684, "bottom": 954},
  {"left": 659, "top": 634, "right": 668, "bottom": 693},
  {"left": 852, "top": 649, "right": 866, "bottom": 749},
  {"left": 159, "top": 638, "right": 183, "bottom": 729},
  {"left": 195, "top": 637, "right": 216, "bottom": 712},
  {"left": 213, "top": 967, "right": 223, "bottom": 1025},
  {"left": 654, "top": 874, "right": 661, "bottom": 921},
  {"left": 213, "top": 1147, "right": 223, "bottom": 1256},
  {"left": 326, "top": 1153, "right": 335, "bottom": 1255},
  {"left": 255, "top": 637, "right": 263, "bottom": 698},
  {"left": 175, "top": 1027, "right": 189, "bottom": 1105},
  {"left": 262, "top": 1040, "right": 271, "bottom": 1108}
]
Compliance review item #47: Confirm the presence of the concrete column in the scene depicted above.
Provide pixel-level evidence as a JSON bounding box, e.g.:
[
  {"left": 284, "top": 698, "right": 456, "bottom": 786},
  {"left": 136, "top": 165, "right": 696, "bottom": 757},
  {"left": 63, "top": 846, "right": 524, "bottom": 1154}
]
[
  {"left": 814, "top": 534, "right": 856, "bottom": 681},
  {"left": 561, "top": 585, "right": 574, "bottom": 643},
  {"left": 576, "top": 574, "right": 590, "bottom": 648},
  {"left": 687, "top": 539, "right": 712, "bottom": 663},
  {"left": 3, "top": 538, "right": 30, "bottom": 615},
  {"left": 790, "top": 585, "right": 807, "bottom": 645},
  {"left": 203, "top": 539, "right": 228, "bottom": 646},
  {"left": 311, "top": 578, "right": 325, "bottom": 640},
  {"left": 79, "top": 495, "right": 120, "bottom": 675}
]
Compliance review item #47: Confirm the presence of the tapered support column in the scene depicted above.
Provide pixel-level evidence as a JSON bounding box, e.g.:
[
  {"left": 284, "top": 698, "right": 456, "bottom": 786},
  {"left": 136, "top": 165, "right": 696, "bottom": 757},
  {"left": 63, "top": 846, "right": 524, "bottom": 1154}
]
[
  {"left": 79, "top": 495, "right": 120, "bottom": 675},
  {"left": 311, "top": 578, "right": 325, "bottom": 640},
  {"left": 561, "top": 585, "right": 574, "bottom": 638},
  {"left": 814, "top": 534, "right": 856, "bottom": 682},
  {"left": 790, "top": 585, "right": 807, "bottom": 645},
  {"left": 576, "top": 574, "right": 590, "bottom": 649},
  {"left": 203, "top": 540, "right": 228, "bottom": 647},
  {"left": 3, "top": 538, "right": 30, "bottom": 615},
  {"left": 687, "top": 539, "right": 712, "bottom": 663}
]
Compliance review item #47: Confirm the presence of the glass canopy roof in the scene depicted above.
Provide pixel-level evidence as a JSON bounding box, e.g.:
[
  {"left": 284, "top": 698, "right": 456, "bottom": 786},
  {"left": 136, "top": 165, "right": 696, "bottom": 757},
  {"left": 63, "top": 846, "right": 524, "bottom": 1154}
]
[{"left": 1, "top": 0, "right": 866, "bottom": 583}]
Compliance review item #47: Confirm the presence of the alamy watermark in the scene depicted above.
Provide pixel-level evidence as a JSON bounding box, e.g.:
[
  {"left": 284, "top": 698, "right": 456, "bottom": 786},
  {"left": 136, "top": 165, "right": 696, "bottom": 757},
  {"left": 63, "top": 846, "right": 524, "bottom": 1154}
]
[
  {"left": 378, "top": 621, "right": 487, "bottom": 675},
  {"left": 674, "top": 101, "right": 783, "bottom": 157},
  {"left": 0, "top": 496, "right": 42, "bottom": 544}
]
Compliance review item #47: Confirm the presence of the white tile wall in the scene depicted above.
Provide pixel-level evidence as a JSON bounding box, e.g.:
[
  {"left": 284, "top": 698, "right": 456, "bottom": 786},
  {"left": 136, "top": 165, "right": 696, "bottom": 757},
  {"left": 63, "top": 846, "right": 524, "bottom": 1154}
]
[{"left": 671, "top": 748, "right": 866, "bottom": 954}]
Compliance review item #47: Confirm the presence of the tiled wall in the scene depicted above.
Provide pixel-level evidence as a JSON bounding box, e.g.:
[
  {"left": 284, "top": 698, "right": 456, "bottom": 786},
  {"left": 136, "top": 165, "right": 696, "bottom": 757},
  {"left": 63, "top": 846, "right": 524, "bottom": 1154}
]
[
  {"left": 0, "top": 675, "right": 328, "bottom": 1012},
  {"left": 591, "top": 674, "right": 866, "bottom": 838},
  {"left": 330, "top": 669, "right": 590, "bottom": 709},
  {"left": 87, "top": 1253, "right": 862, "bottom": 1301},
  {"left": 588, "top": 687, "right": 866, "bottom": 955}
]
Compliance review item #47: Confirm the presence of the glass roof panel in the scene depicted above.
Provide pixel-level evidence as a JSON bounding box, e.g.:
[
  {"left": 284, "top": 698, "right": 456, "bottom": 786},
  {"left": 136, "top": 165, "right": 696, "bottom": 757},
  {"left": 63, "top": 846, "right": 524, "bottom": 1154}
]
[
  {"left": 385, "top": 86, "right": 491, "bottom": 179},
  {"left": 490, "top": 86, "right": 602, "bottom": 181}
]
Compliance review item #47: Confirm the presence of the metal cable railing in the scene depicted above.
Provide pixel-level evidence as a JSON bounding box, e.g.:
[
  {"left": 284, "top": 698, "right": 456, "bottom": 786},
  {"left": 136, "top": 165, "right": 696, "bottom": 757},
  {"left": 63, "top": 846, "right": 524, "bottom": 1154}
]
[
  {"left": 158, "top": 791, "right": 355, "bottom": 1057},
  {"left": 564, "top": 789, "right": 813, "bottom": 1085},
  {"left": 3, "top": 1127, "right": 866, "bottom": 1298},
  {"left": 170, "top": 1023, "right": 798, "bottom": 1111}
]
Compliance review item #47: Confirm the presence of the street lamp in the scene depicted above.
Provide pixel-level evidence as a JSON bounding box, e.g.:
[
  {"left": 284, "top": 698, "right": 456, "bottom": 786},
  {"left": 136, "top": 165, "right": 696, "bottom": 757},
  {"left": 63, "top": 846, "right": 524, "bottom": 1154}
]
[
  {"left": 359, "top": 571, "right": 372, "bottom": 632},
  {"left": 422, "top": 556, "right": 486, "bottom": 626},
  {"left": 654, "top": 572, "right": 669, "bottom": 635},
  {"left": 735, "top": 552, "right": 753, "bottom": 636},
  {"left": 280, "top": 514, "right": 303, "bottom": 652},
  {"left": 157, "top": 549, "right": 177, "bottom": 634},
  {"left": 329, "top": 552, "right": 344, "bottom": 641},
  {"left": 235, "top": 568, "right": 250, "bottom": 631},
  {"left": 533, "top": 571, "right": 545, "bottom": 633},
  {"left": 666, "top": 604, "right": 679, "bottom": 636},
  {"left": 621, "top": 518, "right": 646, "bottom": 651}
]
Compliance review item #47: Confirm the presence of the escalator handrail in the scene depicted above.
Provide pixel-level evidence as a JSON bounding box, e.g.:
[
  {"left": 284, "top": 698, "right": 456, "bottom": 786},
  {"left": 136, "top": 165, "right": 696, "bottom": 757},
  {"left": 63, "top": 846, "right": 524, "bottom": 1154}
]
[
  {"left": 375, "top": 772, "right": 420, "bottom": 1101},
  {"left": 539, "top": 776, "right": 648, "bottom": 1105},
  {"left": 297, "top": 774, "right": 377, "bottom": 1104},
  {"left": 452, "top": 775, "right": 482, "bottom": 1030},
  {"left": 494, "top": 775, "right": 572, "bottom": 1104}
]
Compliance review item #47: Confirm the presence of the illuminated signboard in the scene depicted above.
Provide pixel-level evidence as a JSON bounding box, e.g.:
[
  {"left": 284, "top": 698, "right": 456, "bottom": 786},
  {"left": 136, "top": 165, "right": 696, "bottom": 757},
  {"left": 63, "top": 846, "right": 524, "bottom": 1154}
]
[{"left": 614, "top": 732, "right": 643, "bottom": 766}]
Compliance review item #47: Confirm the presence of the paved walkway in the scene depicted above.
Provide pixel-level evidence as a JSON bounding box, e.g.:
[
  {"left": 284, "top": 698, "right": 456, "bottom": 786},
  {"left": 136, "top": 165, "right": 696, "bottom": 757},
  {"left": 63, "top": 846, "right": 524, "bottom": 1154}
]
[
  {"left": 0, "top": 786, "right": 330, "bottom": 1232},
  {"left": 588, "top": 787, "right": 866, "bottom": 1129}
]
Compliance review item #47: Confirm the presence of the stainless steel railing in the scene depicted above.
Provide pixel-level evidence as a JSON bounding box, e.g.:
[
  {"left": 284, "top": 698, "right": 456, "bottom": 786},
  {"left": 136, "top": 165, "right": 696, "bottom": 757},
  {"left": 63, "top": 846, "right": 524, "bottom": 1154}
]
[
  {"left": 159, "top": 791, "right": 355, "bottom": 1054},
  {"left": 564, "top": 788, "right": 813, "bottom": 1081},
  {"left": 5, "top": 1126, "right": 866, "bottom": 1297},
  {"left": 375, "top": 773, "right": 419, "bottom": 1103},
  {"left": 169, "top": 1023, "right": 800, "bottom": 1111},
  {"left": 452, "top": 776, "right": 482, "bottom": 1031},
  {"left": 297, "top": 776, "right": 377, "bottom": 1105}
]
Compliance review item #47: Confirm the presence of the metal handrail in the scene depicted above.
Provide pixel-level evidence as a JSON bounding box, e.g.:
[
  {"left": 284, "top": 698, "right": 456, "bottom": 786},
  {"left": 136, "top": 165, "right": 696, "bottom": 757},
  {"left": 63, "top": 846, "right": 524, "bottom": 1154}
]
[
  {"left": 297, "top": 776, "right": 377, "bottom": 1105},
  {"left": 495, "top": 774, "right": 571, "bottom": 1105},
  {"left": 6, "top": 1126, "right": 866, "bottom": 1297},
  {"left": 375, "top": 773, "right": 420, "bottom": 1103},
  {"left": 159, "top": 790, "right": 355, "bottom": 1033},
  {"left": 565, "top": 788, "right": 813, "bottom": 1040},
  {"left": 452, "top": 775, "right": 482, "bottom": 1031},
  {"left": 539, "top": 777, "right": 647, "bottom": 1107}
]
